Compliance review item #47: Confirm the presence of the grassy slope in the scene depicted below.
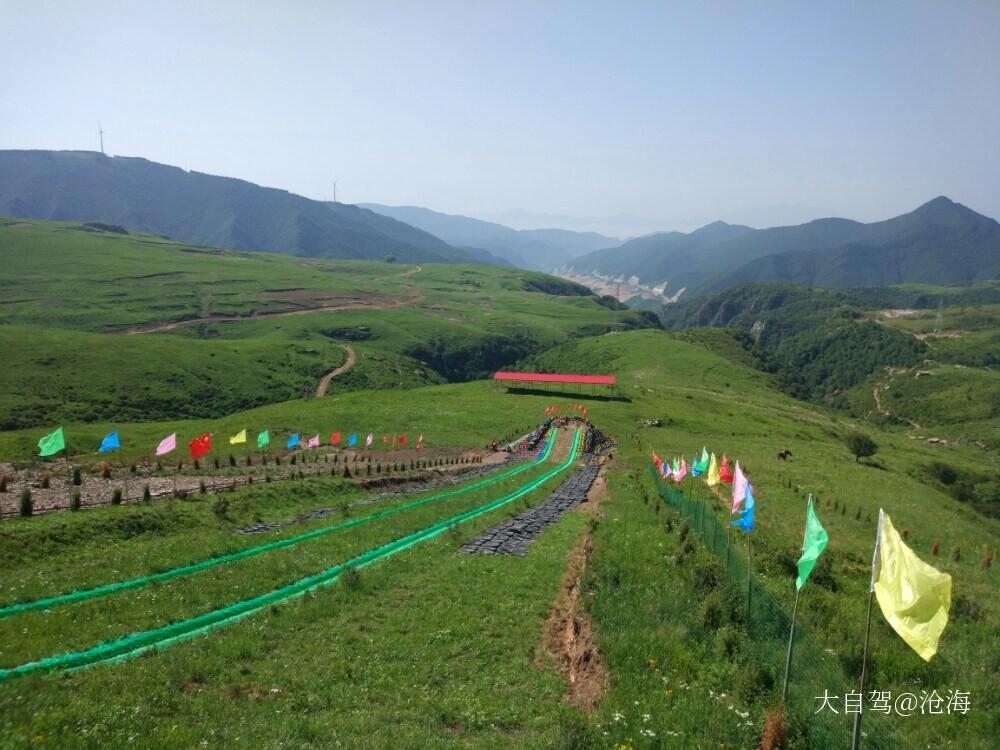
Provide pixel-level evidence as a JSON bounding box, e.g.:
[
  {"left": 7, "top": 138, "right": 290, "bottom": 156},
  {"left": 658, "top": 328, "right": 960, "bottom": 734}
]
[
  {"left": 0, "top": 330, "right": 996, "bottom": 748},
  {"left": 0, "top": 219, "right": 653, "bottom": 430},
  {"left": 853, "top": 301, "right": 1000, "bottom": 450}
]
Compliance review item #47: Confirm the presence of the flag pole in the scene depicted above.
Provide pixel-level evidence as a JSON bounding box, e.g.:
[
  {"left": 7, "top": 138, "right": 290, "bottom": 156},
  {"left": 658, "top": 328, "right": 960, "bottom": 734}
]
[
  {"left": 851, "top": 588, "right": 876, "bottom": 750},
  {"left": 783, "top": 493, "right": 812, "bottom": 703},
  {"left": 726, "top": 522, "right": 732, "bottom": 570},
  {"left": 121, "top": 446, "right": 129, "bottom": 503},
  {"left": 852, "top": 510, "right": 883, "bottom": 750},
  {"left": 782, "top": 586, "right": 801, "bottom": 703},
  {"left": 746, "top": 530, "right": 752, "bottom": 632}
]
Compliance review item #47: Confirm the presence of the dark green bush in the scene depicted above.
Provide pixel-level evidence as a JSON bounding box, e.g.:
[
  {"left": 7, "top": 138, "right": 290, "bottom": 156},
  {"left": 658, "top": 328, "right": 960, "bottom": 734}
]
[{"left": 19, "top": 487, "right": 32, "bottom": 517}]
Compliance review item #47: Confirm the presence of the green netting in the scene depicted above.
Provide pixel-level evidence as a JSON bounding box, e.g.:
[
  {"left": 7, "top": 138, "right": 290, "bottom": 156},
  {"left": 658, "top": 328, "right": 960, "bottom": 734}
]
[
  {"left": 0, "top": 429, "right": 559, "bottom": 620},
  {"left": 650, "top": 467, "right": 897, "bottom": 750},
  {"left": 0, "top": 429, "right": 580, "bottom": 681}
]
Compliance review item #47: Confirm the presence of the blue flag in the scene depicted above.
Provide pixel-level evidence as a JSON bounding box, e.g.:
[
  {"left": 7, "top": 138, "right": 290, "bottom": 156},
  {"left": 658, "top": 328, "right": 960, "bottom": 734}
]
[
  {"left": 691, "top": 454, "right": 703, "bottom": 478},
  {"left": 347, "top": 432, "right": 358, "bottom": 447},
  {"left": 98, "top": 430, "right": 120, "bottom": 453},
  {"left": 731, "top": 483, "right": 756, "bottom": 533},
  {"left": 286, "top": 433, "right": 300, "bottom": 449}
]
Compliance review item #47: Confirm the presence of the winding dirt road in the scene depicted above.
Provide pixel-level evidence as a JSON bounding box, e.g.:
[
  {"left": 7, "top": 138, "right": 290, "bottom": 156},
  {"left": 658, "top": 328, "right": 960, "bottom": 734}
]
[{"left": 315, "top": 345, "right": 357, "bottom": 397}]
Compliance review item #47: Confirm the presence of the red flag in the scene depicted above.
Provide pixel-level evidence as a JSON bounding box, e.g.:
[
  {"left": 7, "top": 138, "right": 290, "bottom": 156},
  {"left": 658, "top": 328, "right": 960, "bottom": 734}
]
[
  {"left": 330, "top": 432, "right": 341, "bottom": 446},
  {"left": 651, "top": 450, "right": 662, "bottom": 468},
  {"left": 188, "top": 432, "right": 212, "bottom": 460},
  {"left": 416, "top": 434, "right": 424, "bottom": 449},
  {"left": 398, "top": 434, "right": 407, "bottom": 446},
  {"left": 382, "top": 434, "right": 389, "bottom": 445},
  {"left": 719, "top": 454, "right": 734, "bottom": 484}
]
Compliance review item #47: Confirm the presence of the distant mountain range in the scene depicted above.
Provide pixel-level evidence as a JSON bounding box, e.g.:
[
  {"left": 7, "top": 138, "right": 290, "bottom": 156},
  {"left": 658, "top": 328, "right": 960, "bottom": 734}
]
[
  {"left": 0, "top": 150, "right": 508, "bottom": 265},
  {"left": 569, "top": 197, "right": 1000, "bottom": 298},
  {"left": 360, "top": 203, "right": 616, "bottom": 270}
]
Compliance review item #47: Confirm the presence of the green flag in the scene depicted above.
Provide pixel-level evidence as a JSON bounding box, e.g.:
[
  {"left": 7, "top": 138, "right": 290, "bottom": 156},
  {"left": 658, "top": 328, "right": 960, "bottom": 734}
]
[
  {"left": 38, "top": 427, "right": 66, "bottom": 457},
  {"left": 796, "top": 497, "right": 829, "bottom": 590},
  {"left": 257, "top": 430, "right": 270, "bottom": 449}
]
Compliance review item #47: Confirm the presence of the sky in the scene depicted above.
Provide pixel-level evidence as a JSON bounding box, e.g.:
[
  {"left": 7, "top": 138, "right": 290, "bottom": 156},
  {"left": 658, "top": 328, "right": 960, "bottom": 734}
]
[{"left": 2, "top": 1, "right": 998, "bottom": 235}]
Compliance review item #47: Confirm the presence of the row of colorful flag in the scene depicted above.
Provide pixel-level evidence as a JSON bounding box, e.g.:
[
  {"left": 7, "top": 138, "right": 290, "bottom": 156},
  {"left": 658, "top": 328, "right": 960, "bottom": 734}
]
[
  {"left": 652, "top": 447, "right": 757, "bottom": 531},
  {"left": 36, "top": 426, "right": 425, "bottom": 460},
  {"left": 649, "top": 446, "right": 952, "bottom": 663},
  {"left": 544, "top": 403, "right": 588, "bottom": 417}
]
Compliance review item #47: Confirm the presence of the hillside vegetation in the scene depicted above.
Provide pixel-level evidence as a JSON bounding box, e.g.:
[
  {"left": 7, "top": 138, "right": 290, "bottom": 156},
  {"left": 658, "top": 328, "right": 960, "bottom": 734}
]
[
  {"left": 0, "top": 219, "right": 657, "bottom": 430},
  {"left": 0, "top": 330, "right": 995, "bottom": 748}
]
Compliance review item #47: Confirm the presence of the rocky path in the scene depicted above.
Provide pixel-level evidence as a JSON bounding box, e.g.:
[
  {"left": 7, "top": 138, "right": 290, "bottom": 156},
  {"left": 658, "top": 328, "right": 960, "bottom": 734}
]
[{"left": 459, "top": 463, "right": 601, "bottom": 556}]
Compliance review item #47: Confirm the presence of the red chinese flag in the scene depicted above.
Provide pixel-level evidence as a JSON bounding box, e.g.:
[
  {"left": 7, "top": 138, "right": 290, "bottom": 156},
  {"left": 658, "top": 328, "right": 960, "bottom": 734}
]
[
  {"left": 398, "top": 434, "right": 407, "bottom": 446},
  {"left": 331, "top": 432, "right": 341, "bottom": 446},
  {"left": 188, "top": 432, "right": 212, "bottom": 460}
]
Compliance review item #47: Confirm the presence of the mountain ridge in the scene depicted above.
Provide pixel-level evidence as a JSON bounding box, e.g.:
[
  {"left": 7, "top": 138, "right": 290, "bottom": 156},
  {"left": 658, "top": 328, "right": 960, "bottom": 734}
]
[
  {"left": 359, "top": 202, "right": 617, "bottom": 270},
  {"left": 568, "top": 197, "right": 1000, "bottom": 297},
  {"left": 0, "top": 149, "right": 506, "bottom": 265}
]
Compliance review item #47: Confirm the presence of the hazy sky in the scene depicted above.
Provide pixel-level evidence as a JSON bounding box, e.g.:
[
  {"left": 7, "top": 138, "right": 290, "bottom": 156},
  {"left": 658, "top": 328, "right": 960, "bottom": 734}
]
[{"left": 3, "top": 1, "right": 998, "bottom": 234}]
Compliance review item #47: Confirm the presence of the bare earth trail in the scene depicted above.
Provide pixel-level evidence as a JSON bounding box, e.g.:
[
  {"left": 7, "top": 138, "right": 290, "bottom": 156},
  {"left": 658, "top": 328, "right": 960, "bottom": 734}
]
[
  {"left": 315, "top": 345, "right": 357, "bottom": 397},
  {"left": 871, "top": 367, "right": 923, "bottom": 430},
  {"left": 116, "top": 291, "right": 423, "bottom": 335}
]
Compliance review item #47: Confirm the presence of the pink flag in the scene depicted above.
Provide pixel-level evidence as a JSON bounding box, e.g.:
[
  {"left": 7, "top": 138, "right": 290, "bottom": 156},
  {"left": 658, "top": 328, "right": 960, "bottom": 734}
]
[
  {"left": 308, "top": 434, "right": 320, "bottom": 448},
  {"left": 731, "top": 461, "right": 748, "bottom": 513},
  {"left": 155, "top": 433, "right": 176, "bottom": 456},
  {"left": 674, "top": 457, "right": 688, "bottom": 482}
]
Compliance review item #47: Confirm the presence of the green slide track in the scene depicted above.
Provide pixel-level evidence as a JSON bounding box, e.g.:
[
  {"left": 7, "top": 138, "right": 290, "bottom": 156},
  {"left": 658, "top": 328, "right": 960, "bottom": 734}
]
[
  {"left": 0, "top": 429, "right": 580, "bottom": 681},
  {"left": 0, "top": 430, "right": 558, "bottom": 620}
]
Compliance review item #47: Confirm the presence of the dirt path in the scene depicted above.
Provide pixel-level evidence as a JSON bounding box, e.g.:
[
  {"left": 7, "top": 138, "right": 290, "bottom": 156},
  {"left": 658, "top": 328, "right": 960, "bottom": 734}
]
[
  {"left": 537, "top": 461, "right": 609, "bottom": 711},
  {"left": 315, "top": 345, "right": 357, "bottom": 397},
  {"left": 116, "top": 291, "right": 422, "bottom": 335},
  {"left": 871, "top": 367, "right": 922, "bottom": 430},
  {"left": 396, "top": 264, "right": 422, "bottom": 278}
]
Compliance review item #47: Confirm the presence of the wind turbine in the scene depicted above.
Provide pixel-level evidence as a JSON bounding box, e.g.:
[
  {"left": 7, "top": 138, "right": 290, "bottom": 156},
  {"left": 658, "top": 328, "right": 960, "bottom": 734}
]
[{"left": 98, "top": 123, "right": 106, "bottom": 155}]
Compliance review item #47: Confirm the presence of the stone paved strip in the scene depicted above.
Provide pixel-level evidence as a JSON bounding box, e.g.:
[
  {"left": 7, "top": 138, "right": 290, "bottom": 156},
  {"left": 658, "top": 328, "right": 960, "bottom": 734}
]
[{"left": 459, "top": 464, "right": 601, "bottom": 557}]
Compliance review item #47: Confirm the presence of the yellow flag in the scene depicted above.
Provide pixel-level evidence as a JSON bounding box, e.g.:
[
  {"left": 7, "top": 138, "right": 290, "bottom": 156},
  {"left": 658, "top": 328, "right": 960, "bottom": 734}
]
[
  {"left": 229, "top": 429, "right": 247, "bottom": 445},
  {"left": 705, "top": 452, "right": 720, "bottom": 487},
  {"left": 873, "top": 510, "right": 952, "bottom": 662}
]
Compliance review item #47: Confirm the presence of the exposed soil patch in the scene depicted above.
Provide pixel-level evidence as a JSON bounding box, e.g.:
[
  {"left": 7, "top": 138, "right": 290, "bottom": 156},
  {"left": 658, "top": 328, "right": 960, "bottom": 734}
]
[
  {"left": 537, "top": 463, "right": 609, "bottom": 711},
  {"left": 112, "top": 291, "right": 422, "bottom": 335}
]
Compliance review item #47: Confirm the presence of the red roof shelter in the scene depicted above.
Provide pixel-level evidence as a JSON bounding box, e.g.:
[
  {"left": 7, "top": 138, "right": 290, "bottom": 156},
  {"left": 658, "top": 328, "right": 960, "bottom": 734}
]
[{"left": 493, "top": 371, "right": 617, "bottom": 387}]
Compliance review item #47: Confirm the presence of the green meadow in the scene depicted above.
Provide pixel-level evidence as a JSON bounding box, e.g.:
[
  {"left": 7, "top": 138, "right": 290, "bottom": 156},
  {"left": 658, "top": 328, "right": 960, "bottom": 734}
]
[
  {"left": 0, "top": 220, "right": 996, "bottom": 748},
  {"left": 0, "top": 219, "right": 655, "bottom": 430}
]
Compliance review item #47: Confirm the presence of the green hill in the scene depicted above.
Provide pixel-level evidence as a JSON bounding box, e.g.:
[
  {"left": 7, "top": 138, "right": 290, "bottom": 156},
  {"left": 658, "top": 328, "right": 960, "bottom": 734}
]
[
  {"left": 0, "top": 150, "right": 507, "bottom": 265},
  {"left": 0, "top": 219, "right": 657, "bottom": 430},
  {"left": 0, "top": 329, "right": 995, "bottom": 748}
]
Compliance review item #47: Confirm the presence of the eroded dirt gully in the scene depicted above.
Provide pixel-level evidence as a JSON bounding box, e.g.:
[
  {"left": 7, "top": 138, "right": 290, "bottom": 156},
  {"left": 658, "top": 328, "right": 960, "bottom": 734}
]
[{"left": 537, "top": 460, "right": 610, "bottom": 711}]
